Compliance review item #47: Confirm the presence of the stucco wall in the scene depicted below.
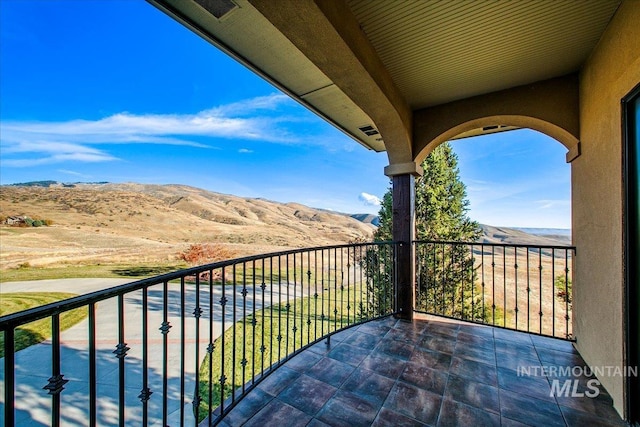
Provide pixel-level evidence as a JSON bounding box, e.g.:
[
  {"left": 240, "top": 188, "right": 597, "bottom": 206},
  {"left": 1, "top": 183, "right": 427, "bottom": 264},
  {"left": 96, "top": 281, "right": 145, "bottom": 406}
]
[
  {"left": 413, "top": 74, "right": 580, "bottom": 163},
  {"left": 574, "top": 0, "right": 640, "bottom": 417}
]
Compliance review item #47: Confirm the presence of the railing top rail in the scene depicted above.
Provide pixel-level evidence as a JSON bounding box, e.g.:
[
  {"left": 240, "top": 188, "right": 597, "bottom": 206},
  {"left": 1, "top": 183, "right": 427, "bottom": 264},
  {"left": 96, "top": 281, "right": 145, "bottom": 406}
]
[
  {"left": 0, "top": 241, "right": 400, "bottom": 329},
  {"left": 413, "top": 240, "right": 576, "bottom": 251}
]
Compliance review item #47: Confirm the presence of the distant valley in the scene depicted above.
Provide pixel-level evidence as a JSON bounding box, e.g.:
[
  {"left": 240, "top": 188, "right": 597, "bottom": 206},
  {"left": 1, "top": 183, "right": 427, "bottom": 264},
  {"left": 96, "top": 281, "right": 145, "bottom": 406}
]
[
  {"left": 481, "top": 224, "right": 571, "bottom": 246},
  {"left": 0, "top": 182, "right": 571, "bottom": 270},
  {"left": 0, "top": 182, "right": 374, "bottom": 269}
]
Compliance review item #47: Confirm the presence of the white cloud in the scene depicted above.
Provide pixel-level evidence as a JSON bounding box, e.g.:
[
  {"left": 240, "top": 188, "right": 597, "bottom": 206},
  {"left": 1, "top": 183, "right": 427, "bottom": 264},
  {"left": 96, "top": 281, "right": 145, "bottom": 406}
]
[
  {"left": 1, "top": 141, "right": 118, "bottom": 167},
  {"left": 0, "top": 94, "right": 305, "bottom": 167},
  {"left": 359, "top": 192, "right": 381, "bottom": 206},
  {"left": 238, "top": 148, "right": 253, "bottom": 154},
  {"left": 535, "top": 199, "right": 570, "bottom": 209},
  {"left": 211, "top": 94, "right": 291, "bottom": 117},
  {"left": 57, "top": 169, "right": 91, "bottom": 178}
]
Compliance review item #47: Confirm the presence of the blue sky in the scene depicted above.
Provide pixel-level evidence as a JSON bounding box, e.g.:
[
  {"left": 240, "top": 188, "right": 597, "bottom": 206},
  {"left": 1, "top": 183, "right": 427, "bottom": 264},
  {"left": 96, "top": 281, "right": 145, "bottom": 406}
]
[{"left": 0, "top": 0, "right": 570, "bottom": 228}]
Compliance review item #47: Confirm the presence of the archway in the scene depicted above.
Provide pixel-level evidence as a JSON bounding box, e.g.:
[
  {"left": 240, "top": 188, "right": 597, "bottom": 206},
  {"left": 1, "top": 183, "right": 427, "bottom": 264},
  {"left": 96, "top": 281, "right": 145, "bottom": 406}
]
[
  {"left": 409, "top": 74, "right": 580, "bottom": 166},
  {"left": 414, "top": 115, "right": 579, "bottom": 165},
  {"left": 416, "top": 126, "right": 572, "bottom": 335},
  {"left": 446, "top": 127, "right": 571, "bottom": 231}
]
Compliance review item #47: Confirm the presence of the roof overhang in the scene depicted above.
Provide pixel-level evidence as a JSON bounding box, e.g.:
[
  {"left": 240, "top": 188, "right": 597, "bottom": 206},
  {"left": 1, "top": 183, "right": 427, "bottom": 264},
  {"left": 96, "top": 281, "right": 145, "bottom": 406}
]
[
  {"left": 148, "top": 0, "right": 390, "bottom": 152},
  {"left": 148, "top": 0, "right": 622, "bottom": 162}
]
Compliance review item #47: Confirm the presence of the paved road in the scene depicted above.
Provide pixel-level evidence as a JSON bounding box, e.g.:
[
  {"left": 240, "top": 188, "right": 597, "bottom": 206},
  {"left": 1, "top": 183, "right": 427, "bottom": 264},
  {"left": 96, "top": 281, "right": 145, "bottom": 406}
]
[{"left": 0, "top": 278, "right": 307, "bottom": 426}]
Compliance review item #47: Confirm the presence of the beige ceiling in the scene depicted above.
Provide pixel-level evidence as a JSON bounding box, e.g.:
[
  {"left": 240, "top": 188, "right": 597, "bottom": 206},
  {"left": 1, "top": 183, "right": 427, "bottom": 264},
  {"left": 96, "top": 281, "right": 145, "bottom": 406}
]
[
  {"left": 348, "top": 0, "right": 622, "bottom": 109},
  {"left": 149, "top": 0, "right": 622, "bottom": 153}
]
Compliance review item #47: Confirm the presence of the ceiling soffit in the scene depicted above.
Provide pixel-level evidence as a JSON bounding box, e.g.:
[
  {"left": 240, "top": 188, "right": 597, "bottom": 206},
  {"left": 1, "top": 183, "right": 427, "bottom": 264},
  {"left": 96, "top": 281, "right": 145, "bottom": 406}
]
[
  {"left": 149, "top": 0, "right": 387, "bottom": 152},
  {"left": 150, "top": 0, "right": 622, "bottom": 162},
  {"left": 347, "top": 0, "right": 622, "bottom": 109},
  {"left": 250, "top": 0, "right": 414, "bottom": 163}
]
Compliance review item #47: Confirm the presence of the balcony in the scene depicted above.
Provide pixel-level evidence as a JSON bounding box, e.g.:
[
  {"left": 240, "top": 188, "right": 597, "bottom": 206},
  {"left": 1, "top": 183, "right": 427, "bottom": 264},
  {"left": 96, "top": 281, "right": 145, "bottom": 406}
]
[
  {"left": 0, "top": 242, "right": 626, "bottom": 426},
  {"left": 214, "top": 315, "right": 625, "bottom": 427}
]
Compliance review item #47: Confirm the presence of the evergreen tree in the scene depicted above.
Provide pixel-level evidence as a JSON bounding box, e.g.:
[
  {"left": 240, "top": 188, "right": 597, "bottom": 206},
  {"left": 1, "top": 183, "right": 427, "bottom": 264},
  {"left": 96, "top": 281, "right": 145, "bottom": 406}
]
[
  {"left": 374, "top": 190, "right": 392, "bottom": 242},
  {"left": 374, "top": 142, "right": 480, "bottom": 242},
  {"left": 363, "top": 142, "right": 483, "bottom": 320}
]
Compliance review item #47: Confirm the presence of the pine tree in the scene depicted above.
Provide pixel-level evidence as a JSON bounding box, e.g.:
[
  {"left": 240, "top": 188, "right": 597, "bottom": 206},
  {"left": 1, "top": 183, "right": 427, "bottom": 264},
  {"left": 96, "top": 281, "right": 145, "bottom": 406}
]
[
  {"left": 374, "top": 142, "right": 480, "bottom": 242},
  {"left": 364, "top": 142, "right": 483, "bottom": 320}
]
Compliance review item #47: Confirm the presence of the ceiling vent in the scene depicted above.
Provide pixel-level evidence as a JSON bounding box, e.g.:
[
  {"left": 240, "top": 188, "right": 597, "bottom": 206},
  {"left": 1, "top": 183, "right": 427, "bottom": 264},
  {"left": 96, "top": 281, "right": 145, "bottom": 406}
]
[
  {"left": 358, "top": 125, "right": 380, "bottom": 137},
  {"left": 195, "top": 0, "right": 238, "bottom": 20}
]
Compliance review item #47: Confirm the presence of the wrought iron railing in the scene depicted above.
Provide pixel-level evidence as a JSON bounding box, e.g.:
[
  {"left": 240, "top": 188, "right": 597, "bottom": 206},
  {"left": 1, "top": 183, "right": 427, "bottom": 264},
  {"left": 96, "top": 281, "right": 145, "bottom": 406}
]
[
  {"left": 0, "top": 242, "right": 397, "bottom": 426},
  {"left": 414, "top": 241, "right": 575, "bottom": 339}
]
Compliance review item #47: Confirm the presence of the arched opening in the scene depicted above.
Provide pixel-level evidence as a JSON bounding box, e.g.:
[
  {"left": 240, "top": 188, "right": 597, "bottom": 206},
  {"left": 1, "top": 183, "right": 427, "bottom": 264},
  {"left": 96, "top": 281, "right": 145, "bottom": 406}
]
[
  {"left": 451, "top": 128, "right": 571, "bottom": 231},
  {"left": 414, "top": 115, "right": 579, "bottom": 165},
  {"left": 413, "top": 114, "right": 574, "bottom": 235},
  {"left": 412, "top": 123, "right": 573, "bottom": 338}
]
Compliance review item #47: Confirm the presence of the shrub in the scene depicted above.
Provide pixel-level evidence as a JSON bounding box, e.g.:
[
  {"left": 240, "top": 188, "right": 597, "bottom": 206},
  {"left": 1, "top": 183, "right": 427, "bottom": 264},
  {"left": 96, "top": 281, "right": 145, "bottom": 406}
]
[
  {"left": 13, "top": 217, "right": 53, "bottom": 227},
  {"left": 555, "top": 275, "right": 572, "bottom": 304},
  {"left": 179, "top": 243, "right": 238, "bottom": 266},
  {"left": 179, "top": 243, "right": 239, "bottom": 282}
]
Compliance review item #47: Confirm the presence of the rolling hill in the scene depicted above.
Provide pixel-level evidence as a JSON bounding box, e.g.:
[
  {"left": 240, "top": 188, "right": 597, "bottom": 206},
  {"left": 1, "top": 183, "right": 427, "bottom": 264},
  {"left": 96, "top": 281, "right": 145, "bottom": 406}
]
[
  {"left": 0, "top": 182, "right": 571, "bottom": 270},
  {"left": 480, "top": 224, "right": 571, "bottom": 246},
  {"left": 0, "top": 183, "right": 374, "bottom": 269}
]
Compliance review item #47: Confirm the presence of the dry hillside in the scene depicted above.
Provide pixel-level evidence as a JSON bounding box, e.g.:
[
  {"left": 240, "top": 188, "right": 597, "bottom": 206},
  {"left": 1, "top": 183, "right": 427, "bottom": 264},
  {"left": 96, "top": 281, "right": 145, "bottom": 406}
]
[
  {"left": 0, "top": 183, "right": 374, "bottom": 269},
  {"left": 480, "top": 224, "right": 571, "bottom": 246}
]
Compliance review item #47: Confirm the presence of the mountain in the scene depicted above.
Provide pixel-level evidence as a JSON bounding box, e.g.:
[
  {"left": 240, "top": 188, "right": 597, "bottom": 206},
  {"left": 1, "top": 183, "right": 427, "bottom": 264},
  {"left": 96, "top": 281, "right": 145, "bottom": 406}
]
[
  {"left": 8, "top": 180, "right": 109, "bottom": 187},
  {"left": 344, "top": 216, "right": 571, "bottom": 246},
  {"left": 8, "top": 180, "right": 60, "bottom": 188},
  {"left": 350, "top": 213, "right": 380, "bottom": 226},
  {"left": 0, "top": 183, "right": 374, "bottom": 269},
  {"left": 481, "top": 224, "right": 571, "bottom": 246},
  {"left": 0, "top": 183, "right": 572, "bottom": 270},
  {"left": 513, "top": 227, "right": 571, "bottom": 244}
]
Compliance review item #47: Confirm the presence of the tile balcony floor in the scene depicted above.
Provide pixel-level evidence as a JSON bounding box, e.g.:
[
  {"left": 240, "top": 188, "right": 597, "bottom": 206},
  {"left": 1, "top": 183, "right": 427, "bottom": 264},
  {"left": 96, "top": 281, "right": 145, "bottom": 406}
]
[{"left": 216, "top": 314, "right": 627, "bottom": 427}]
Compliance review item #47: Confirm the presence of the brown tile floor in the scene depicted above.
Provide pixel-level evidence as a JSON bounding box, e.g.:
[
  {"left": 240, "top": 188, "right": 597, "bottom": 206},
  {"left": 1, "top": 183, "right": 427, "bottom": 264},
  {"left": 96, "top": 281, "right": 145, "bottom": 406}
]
[{"left": 217, "top": 315, "right": 627, "bottom": 427}]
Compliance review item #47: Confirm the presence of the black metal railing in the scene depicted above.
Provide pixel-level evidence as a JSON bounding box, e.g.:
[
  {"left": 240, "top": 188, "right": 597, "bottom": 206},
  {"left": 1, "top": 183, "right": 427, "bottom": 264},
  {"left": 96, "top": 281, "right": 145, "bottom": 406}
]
[
  {"left": 414, "top": 241, "right": 575, "bottom": 339},
  {"left": 0, "top": 242, "right": 397, "bottom": 426}
]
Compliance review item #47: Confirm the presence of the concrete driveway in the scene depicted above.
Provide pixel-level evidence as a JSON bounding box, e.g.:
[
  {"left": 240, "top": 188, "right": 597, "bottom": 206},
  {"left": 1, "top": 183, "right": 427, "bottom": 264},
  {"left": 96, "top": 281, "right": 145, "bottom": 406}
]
[{"left": 1, "top": 278, "right": 307, "bottom": 426}]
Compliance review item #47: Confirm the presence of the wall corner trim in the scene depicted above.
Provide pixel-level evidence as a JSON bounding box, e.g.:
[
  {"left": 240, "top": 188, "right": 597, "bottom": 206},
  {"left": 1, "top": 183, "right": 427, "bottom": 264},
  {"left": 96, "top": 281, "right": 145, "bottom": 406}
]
[
  {"left": 384, "top": 162, "right": 424, "bottom": 177},
  {"left": 566, "top": 142, "right": 581, "bottom": 163}
]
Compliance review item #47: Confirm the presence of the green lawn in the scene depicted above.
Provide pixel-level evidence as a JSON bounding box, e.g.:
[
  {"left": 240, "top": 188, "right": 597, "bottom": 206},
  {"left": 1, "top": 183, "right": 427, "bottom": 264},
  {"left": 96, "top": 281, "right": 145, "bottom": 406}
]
[
  {"left": 0, "top": 292, "right": 88, "bottom": 357},
  {"left": 0, "top": 262, "right": 309, "bottom": 284},
  {"left": 195, "top": 282, "right": 391, "bottom": 422},
  {"left": 0, "top": 262, "right": 188, "bottom": 283}
]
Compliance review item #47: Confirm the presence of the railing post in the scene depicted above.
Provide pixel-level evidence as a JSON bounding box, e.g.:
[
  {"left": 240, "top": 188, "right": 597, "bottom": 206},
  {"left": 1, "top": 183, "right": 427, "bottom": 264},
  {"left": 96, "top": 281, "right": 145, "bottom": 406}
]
[
  {"left": 4, "top": 327, "right": 15, "bottom": 427},
  {"left": 389, "top": 168, "right": 419, "bottom": 320}
]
